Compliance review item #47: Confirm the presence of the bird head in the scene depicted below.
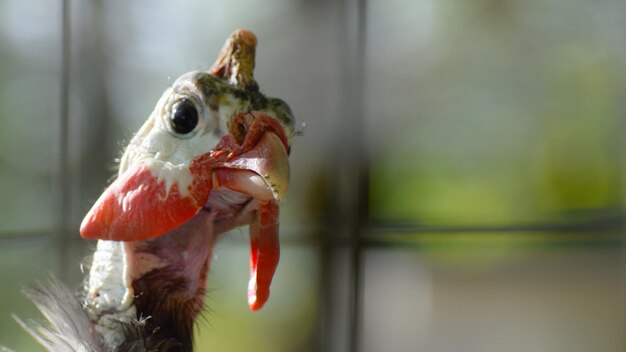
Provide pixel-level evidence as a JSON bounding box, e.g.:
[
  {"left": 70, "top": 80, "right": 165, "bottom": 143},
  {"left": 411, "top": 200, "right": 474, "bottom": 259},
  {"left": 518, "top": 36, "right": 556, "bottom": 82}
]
[{"left": 80, "top": 29, "right": 295, "bottom": 313}]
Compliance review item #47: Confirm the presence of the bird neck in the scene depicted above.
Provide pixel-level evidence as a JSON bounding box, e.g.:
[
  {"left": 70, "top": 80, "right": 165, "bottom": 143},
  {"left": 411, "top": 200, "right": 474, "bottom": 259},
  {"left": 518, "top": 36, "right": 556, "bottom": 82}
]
[{"left": 84, "top": 211, "right": 217, "bottom": 350}]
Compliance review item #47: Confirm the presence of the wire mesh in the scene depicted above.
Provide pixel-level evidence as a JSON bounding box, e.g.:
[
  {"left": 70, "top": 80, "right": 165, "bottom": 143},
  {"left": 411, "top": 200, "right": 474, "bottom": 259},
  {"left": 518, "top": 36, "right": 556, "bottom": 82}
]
[{"left": 0, "top": 0, "right": 625, "bottom": 351}]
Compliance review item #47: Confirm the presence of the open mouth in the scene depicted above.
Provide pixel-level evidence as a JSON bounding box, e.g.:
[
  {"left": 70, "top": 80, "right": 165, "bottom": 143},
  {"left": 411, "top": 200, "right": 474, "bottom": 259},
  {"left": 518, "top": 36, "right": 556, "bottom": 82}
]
[
  {"left": 80, "top": 111, "right": 290, "bottom": 311},
  {"left": 209, "top": 111, "right": 290, "bottom": 203},
  {"left": 201, "top": 112, "right": 290, "bottom": 310}
]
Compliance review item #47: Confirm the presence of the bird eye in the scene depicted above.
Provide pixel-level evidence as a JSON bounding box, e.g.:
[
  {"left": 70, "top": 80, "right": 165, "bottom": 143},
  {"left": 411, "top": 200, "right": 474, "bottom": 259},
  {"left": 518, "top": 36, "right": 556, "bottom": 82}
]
[{"left": 170, "top": 99, "right": 199, "bottom": 135}]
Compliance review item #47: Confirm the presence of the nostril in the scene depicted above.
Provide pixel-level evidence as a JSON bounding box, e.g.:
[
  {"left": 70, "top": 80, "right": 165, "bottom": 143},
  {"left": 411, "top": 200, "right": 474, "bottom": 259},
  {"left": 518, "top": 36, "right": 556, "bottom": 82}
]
[
  {"left": 234, "top": 122, "right": 246, "bottom": 145},
  {"left": 229, "top": 115, "right": 248, "bottom": 146}
]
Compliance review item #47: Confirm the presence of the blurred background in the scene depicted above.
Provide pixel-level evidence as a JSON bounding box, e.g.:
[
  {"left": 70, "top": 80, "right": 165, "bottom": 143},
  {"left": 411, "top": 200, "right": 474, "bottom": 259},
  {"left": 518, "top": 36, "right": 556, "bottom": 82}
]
[{"left": 0, "top": 0, "right": 625, "bottom": 351}]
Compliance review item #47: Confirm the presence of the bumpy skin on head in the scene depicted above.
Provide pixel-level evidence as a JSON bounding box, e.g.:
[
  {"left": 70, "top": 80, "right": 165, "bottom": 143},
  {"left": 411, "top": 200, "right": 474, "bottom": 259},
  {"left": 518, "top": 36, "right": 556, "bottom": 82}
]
[{"left": 18, "top": 29, "right": 297, "bottom": 352}]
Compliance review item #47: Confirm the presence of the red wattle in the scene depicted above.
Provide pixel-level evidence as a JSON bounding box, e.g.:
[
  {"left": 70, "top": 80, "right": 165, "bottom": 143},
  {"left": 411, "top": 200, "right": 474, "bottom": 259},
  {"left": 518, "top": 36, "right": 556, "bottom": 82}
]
[
  {"left": 247, "top": 201, "right": 280, "bottom": 311},
  {"left": 80, "top": 163, "right": 210, "bottom": 241}
]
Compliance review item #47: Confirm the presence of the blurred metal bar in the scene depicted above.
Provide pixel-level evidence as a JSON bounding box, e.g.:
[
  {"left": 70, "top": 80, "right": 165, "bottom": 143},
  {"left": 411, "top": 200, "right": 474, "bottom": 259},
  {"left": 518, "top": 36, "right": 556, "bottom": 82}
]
[
  {"left": 346, "top": 0, "right": 368, "bottom": 351},
  {"left": 321, "top": 0, "right": 369, "bottom": 349},
  {"left": 57, "top": 0, "right": 72, "bottom": 280},
  {"left": 621, "top": 238, "right": 626, "bottom": 351},
  {"left": 366, "top": 216, "right": 626, "bottom": 234},
  {"left": 2, "top": 215, "right": 623, "bottom": 244},
  {"left": 78, "top": 0, "right": 114, "bottom": 218},
  {"left": 359, "top": 235, "right": 625, "bottom": 250},
  {"left": 617, "top": 5, "right": 626, "bottom": 345},
  {"left": 0, "top": 230, "right": 626, "bottom": 249}
]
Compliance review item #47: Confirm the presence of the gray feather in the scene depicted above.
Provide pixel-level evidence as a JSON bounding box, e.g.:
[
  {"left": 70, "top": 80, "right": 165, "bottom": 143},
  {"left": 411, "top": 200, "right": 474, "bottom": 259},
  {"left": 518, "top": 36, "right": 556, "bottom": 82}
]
[
  {"left": 14, "top": 276, "right": 186, "bottom": 352},
  {"left": 13, "top": 276, "right": 104, "bottom": 352},
  {"left": 115, "top": 320, "right": 182, "bottom": 352}
]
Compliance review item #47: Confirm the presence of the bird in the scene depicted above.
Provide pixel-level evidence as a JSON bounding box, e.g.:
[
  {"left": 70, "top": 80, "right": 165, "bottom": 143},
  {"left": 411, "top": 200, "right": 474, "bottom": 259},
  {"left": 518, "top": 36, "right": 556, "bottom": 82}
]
[{"left": 13, "top": 29, "right": 296, "bottom": 352}]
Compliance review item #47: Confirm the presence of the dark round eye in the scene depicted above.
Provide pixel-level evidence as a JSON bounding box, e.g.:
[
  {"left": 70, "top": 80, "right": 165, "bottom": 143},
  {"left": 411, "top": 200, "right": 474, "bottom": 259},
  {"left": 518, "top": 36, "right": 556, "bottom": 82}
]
[{"left": 170, "top": 99, "right": 199, "bottom": 135}]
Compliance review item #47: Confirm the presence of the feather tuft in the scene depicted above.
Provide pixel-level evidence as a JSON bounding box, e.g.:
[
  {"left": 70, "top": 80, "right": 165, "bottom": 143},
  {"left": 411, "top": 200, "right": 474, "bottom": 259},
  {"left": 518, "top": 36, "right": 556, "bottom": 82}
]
[
  {"left": 13, "top": 275, "right": 104, "bottom": 352},
  {"left": 115, "top": 319, "right": 183, "bottom": 352},
  {"left": 14, "top": 276, "right": 188, "bottom": 352}
]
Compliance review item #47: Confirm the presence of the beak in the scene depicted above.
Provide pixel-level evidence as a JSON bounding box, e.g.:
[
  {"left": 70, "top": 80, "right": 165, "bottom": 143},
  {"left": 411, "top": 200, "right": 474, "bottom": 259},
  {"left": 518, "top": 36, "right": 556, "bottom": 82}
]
[
  {"left": 214, "top": 131, "right": 290, "bottom": 201},
  {"left": 80, "top": 112, "right": 290, "bottom": 311}
]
